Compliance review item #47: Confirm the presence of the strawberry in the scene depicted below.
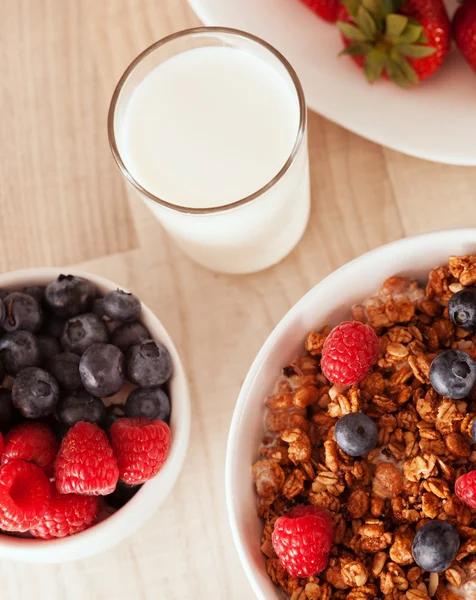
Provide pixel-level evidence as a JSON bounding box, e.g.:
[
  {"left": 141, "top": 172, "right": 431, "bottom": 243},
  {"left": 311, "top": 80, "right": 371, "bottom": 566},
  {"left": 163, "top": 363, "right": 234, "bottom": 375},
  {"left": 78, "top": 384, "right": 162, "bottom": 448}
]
[
  {"left": 337, "top": 0, "right": 451, "bottom": 86},
  {"left": 299, "top": 0, "right": 341, "bottom": 22},
  {"left": 453, "top": 0, "right": 476, "bottom": 72}
]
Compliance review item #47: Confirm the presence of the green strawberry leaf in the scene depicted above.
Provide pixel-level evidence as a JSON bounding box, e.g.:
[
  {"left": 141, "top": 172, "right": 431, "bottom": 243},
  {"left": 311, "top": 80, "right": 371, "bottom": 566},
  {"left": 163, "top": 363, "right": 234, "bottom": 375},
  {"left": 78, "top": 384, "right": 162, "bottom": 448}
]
[
  {"left": 381, "top": 0, "right": 404, "bottom": 17},
  {"left": 385, "top": 58, "right": 411, "bottom": 87},
  {"left": 357, "top": 6, "right": 377, "bottom": 38},
  {"left": 362, "top": 0, "right": 380, "bottom": 18},
  {"left": 337, "top": 21, "right": 369, "bottom": 41},
  {"left": 343, "top": 0, "right": 361, "bottom": 18},
  {"left": 390, "top": 51, "right": 419, "bottom": 84},
  {"left": 340, "top": 42, "right": 373, "bottom": 55},
  {"left": 396, "top": 43, "right": 437, "bottom": 58},
  {"left": 364, "top": 49, "right": 387, "bottom": 82},
  {"left": 396, "top": 23, "right": 423, "bottom": 44},
  {"left": 386, "top": 14, "right": 408, "bottom": 37}
]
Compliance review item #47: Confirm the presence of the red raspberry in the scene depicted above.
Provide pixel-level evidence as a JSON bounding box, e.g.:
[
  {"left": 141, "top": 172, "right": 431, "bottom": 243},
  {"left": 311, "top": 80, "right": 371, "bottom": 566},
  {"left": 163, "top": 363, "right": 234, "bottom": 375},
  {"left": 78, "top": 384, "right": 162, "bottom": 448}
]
[
  {"left": 272, "top": 505, "right": 333, "bottom": 577},
  {"left": 110, "top": 418, "right": 171, "bottom": 484},
  {"left": 0, "top": 431, "right": 3, "bottom": 455},
  {"left": 30, "top": 483, "right": 99, "bottom": 539},
  {"left": 2, "top": 422, "right": 58, "bottom": 476},
  {"left": 321, "top": 321, "right": 379, "bottom": 385},
  {"left": 0, "top": 460, "right": 50, "bottom": 531},
  {"left": 55, "top": 422, "right": 119, "bottom": 495},
  {"left": 455, "top": 471, "right": 476, "bottom": 509}
]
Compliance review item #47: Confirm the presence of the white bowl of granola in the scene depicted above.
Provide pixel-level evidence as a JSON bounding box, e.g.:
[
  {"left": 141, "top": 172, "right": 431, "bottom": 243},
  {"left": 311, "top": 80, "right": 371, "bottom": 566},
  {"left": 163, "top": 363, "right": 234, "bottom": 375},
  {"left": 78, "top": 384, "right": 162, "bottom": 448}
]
[{"left": 227, "top": 228, "right": 476, "bottom": 600}]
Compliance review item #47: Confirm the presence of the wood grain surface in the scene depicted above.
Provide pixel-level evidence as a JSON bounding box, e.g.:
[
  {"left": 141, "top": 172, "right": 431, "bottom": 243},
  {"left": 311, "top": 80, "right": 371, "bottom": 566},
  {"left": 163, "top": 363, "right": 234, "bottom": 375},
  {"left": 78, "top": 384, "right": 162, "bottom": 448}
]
[{"left": 0, "top": 1, "right": 474, "bottom": 598}]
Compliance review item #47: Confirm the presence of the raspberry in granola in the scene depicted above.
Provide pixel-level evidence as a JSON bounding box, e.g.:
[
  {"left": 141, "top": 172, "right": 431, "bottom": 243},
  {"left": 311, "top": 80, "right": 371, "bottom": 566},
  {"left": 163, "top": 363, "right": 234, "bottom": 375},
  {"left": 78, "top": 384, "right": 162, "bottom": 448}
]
[{"left": 253, "top": 255, "right": 476, "bottom": 599}]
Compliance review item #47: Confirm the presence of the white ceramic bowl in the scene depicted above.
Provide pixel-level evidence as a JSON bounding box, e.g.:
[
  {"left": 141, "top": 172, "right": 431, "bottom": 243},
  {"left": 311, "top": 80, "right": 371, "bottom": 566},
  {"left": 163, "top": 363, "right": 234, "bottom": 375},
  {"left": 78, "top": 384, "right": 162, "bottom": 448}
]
[
  {"left": 226, "top": 228, "right": 476, "bottom": 600},
  {"left": 0, "top": 268, "right": 190, "bottom": 563}
]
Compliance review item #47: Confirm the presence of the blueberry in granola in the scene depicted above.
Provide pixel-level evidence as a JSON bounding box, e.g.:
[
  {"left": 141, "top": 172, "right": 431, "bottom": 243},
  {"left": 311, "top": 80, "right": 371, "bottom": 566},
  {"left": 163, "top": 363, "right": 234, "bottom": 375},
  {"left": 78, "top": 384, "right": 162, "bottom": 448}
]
[
  {"left": 334, "top": 412, "right": 377, "bottom": 457},
  {"left": 429, "top": 349, "right": 476, "bottom": 399},
  {"left": 412, "top": 520, "right": 460, "bottom": 573},
  {"left": 448, "top": 287, "right": 476, "bottom": 330}
]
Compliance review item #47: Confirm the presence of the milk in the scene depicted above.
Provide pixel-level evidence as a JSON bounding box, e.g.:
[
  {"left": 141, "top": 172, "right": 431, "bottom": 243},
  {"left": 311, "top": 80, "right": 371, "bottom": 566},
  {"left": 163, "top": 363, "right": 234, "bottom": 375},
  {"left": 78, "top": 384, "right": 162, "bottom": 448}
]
[{"left": 113, "top": 36, "right": 310, "bottom": 273}]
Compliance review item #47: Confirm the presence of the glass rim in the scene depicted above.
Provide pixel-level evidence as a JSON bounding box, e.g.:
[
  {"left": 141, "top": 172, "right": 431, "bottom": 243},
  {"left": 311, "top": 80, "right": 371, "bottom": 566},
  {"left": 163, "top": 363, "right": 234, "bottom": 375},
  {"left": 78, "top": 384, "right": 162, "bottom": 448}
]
[{"left": 107, "top": 26, "right": 307, "bottom": 215}]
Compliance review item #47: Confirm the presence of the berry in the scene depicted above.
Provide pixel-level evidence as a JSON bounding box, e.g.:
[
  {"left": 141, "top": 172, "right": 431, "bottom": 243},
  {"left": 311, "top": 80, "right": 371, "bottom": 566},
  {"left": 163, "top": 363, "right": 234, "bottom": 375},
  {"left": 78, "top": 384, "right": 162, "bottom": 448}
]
[
  {"left": 12, "top": 367, "right": 60, "bottom": 418},
  {"left": 111, "top": 321, "right": 150, "bottom": 352},
  {"left": 92, "top": 298, "right": 107, "bottom": 319},
  {"left": 0, "top": 460, "right": 50, "bottom": 532},
  {"left": 429, "top": 349, "right": 476, "bottom": 399},
  {"left": 412, "top": 520, "right": 460, "bottom": 572},
  {"left": 1, "top": 422, "right": 59, "bottom": 476},
  {"left": 37, "top": 334, "right": 61, "bottom": 362},
  {"left": 55, "top": 421, "right": 119, "bottom": 495},
  {"left": 79, "top": 343, "right": 125, "bottom": 397},
  {"left": 125, "top": 387, "right": 171, "bottom": 423},
  {"left": 103, "top": 404, "right": 125, "bottom": 433},
  {"left": 61, "top": 313, "right": 108, "bottom": 355},
  {"left": 48, "top": 352, "right": 81, "bottom": 391},
  {"left": 30, "top": 484, "right": 99, "bottom": 539},
  {"left": 126, "top": 340, "right": 173, "bottom": 388},
  {"left": 42, "top": 316, "right": 66, "bottom": 339},
  {"left": 334, "top": 412, "right": 378, "bottom": 456},
  {"left": 0, "top": 330, "right": 41, "bottom": 375},
  {"left": 455, "top": 470, "right": 476, "bottom": 509},
  {"left": 0, "top": 389, "right": 18, "bottom": 433},
  {"left": 453, "top": 0, "right": 476, "bottom": 72},
  {"left": 321, "top": 321, "right": 379, "bottom": 385},
  {"left": 272, "top": 505, "right": 333, "bottom": 577},
  {"left": 299, "top": 0, "right": 340, "bottom": 22},
  {"left": 45, "top": 275, "right": 96, "bottom": 318},
  {"left": 23, "top": 285, "right": 46, "bottom": 306},
  {"left": 110, "top": 418, "right": 171, "bottom": 484},
  {"left": 3, "top": 292, "right": 42, "bottom": 333},
  {"left": 56, "top": 390, "right": 105, "bottom": 428},
  {"left": 103, "top": 290, "right": 141, "bottom": 323},
  {"left": 448, "top": 288, "right": 476, "bottom": 330},
  {"left": 337, "top": 0, "right": 450, "bottom": 86},
  {"left": 0, "top": 298, "right": 5, "bottom": 325},
  {"left": 105, "top": 480, "right": 141, "bottom": 509}
]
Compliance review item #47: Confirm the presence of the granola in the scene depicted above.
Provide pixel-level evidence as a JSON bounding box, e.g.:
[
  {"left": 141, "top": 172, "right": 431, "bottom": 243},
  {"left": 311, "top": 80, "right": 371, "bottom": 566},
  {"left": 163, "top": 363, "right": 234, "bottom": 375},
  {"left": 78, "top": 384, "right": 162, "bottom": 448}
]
[{"left": 253, "top": 256, "right": 476, "bottom": 599}]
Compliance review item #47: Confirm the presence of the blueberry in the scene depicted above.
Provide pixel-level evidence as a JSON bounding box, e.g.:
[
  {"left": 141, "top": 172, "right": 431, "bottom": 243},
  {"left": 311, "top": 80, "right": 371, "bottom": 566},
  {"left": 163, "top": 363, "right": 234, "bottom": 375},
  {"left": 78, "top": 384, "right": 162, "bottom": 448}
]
[
  {"left": 79, "top": 343, "right": 125, "bottom": 397},
  {"left": 111, "top": 322, "right": 150, "bottom": 353},
  {"left": 0, "top": 299, "right": 5, "bottom": 326},
  {"left": 23, "top": 286, "right": 46, "bottom": 306},
  {"left": 61, "top": 313, "right": 108, "bottom": 355},
  {"left": 56, "top": 389, "right": 105, "bottom": 428},
  {"left": 48, "top": 352, "right": 81, "bottom": 391},
  {"left": 92, "top": 298, "right": 107, "bottom": 319},
  {"left": 334, "top": 413, "right": 378, "bottom": 457},
  {"left": 103, "top": 404, "right": 125, "bottom": 433},
  {"left": 0, "top": 389, "right": 18, "bottom": 433},
  {"left": 12, "top": 366, "right": 60, "bottom": 418},
  {"left": 37, "top": 335, "right": 61, "bottom": 363},
  {"left": 412, "top": 520, "right": 459, "bottom": 572},
  {"left": 429, "top": 349, "right": 476, "bottom": 399},
  {"left": 42, "top": 316, "right": 66, "bottom": 339},
  {"left": 0, "top": 358, "right": 4, "bottom": 385},
  {"left": 45, "top": 275, "right": 96, "bottom": 317},
  {"left": 126, "top": 340, "right": 172, "bottom": 388},
  {"left": 105, "top": 480, "right": 142, "bottom": 509},
  {"left": 449, "top": 288, "right": 476, "bottom": 330},
  {"left": 472, "top": 419, "right": 476, "bottom": 444},
  {"left": 0, "top": 290, "right": 8, "bottom": 301},
  {"left": 125, "top": 387, "right": 171, "bottom": 423},
  {"left": 103, "top": 290, "right": 141, "bottom": 323},
  {"left": 0, "top": 331, "right": 41, "bottom": 375},
  {"left": 3, "top": 292, "right": 42, "bottom": 333}
]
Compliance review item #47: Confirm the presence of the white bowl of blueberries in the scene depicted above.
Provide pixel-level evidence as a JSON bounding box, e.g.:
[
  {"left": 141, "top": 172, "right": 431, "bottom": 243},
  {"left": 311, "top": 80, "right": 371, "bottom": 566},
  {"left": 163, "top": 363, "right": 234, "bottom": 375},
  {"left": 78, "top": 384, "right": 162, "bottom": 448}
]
[{"left": 0, "top": 268, "right": 190, "bottom": 562}]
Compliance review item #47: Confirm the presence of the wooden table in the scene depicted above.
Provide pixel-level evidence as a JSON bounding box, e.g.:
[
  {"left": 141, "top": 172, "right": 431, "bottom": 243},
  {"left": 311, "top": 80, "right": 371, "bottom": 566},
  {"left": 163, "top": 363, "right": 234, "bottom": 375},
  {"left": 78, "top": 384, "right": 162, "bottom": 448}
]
[{"left": 1, "top": 0, "right": 475, "bottom": 598}]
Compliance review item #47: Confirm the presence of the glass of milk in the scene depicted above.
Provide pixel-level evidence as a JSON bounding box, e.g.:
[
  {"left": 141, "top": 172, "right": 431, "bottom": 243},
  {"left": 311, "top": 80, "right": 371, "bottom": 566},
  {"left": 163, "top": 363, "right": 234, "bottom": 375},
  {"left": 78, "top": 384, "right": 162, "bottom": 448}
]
[{"left": 108, "top": 27, "right": 310, "bottom": 274}]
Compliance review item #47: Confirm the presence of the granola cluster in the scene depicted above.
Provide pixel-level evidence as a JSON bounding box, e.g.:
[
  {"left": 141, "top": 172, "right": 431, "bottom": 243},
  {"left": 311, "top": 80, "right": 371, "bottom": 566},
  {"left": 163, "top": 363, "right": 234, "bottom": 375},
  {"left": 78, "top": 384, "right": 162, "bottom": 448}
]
[{"left": 253, "top": 255, "right": 476, "bottom": 600}]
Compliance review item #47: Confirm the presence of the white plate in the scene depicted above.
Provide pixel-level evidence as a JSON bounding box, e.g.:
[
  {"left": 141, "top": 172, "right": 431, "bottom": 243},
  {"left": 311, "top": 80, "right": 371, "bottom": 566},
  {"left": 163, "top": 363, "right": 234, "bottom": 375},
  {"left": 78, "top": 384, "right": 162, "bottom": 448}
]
[{"left": 188, "top": 0, "right": 476, "bottom": 165}]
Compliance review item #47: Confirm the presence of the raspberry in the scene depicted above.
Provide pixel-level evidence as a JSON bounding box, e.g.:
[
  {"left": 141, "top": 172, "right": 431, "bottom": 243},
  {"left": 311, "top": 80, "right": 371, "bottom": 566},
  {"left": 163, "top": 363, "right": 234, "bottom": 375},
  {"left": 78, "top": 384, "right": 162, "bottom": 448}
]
[
  {"left": 0, "top": 460, "right": 50, "bottom": 532},
  {"left": 455, "top": 470, "right": 476, "bottom": 509},
  {"left": 55, "top": 422, "right": 119, "bottom": 495},
  {"left": 0, "top": 430, "right": 3, "bottom": 455},
  {"left": 272, "top": 505, "right": 333, "bottom": 578},
  {"left": 321, "top": 321, "right": 379, "bottom": 385},
  {"left": 30, "top": 483, "right": 99, "bottom": 539},
  {"left": 2, "top": 422, "right": 58, "bottom": 476},
  {"left": 110, "top": 418, "right": 171, "bottom": 485}
]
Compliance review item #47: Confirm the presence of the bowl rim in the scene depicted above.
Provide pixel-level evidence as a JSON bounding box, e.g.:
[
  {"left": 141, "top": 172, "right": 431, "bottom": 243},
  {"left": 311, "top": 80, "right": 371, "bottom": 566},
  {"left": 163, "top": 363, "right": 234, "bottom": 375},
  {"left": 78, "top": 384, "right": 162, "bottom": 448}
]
[
  {"left": 0, "top": 267, "right": 191, "bottom": 562},
  {"left": 225, "top": 227, "right": 476, "bottom": 599}
]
